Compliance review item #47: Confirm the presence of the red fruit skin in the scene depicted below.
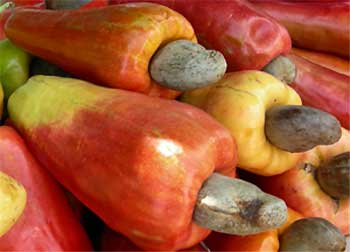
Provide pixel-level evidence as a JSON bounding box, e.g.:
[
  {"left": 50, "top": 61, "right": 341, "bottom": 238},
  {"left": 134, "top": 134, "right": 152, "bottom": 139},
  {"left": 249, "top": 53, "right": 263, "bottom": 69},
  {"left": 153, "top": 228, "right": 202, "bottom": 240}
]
[
  {"left": 110, "top": 0, "right": 292, "bottom": 71},
  {"left": 0, "top": 126, "right": 92, "bottom": 251},
  {"left": 99, "top": 229, "right": 142, "bottom": 252},
  {"left": 0, "top": 0, "right": 109, "bottom": 40},
  {"left": 288, "top": 54, "right": 349, "bottom": 129},
  {"left": 257, "top": 168, "right": 350, "bottom": 235},
  {"left": 10, "top": 77, "right": 237, "bottom": 251},
  {"left": 205, "top": 230, "right": 279, "bottom": 252},
  {"left": 291, "top": 48, "right": 349, "bottom": 76},
  {"left": 0, "top": 9, "right": 10, "bottom": 40},
  {"left": 251, "top": 0, "right": 345, "bottom": 2},
  {"left": 251, "top": 1, "right": 350, "bottom": 58},
  {"left": 4, "top": 4, "right": 194, "bottom": 98},
  {"left": 80, "top": 0, "right": 109, "bottom": 9},
  {"left": 3, "top": 0, "right": 45, "bottom": 6},
  {"left": 0, "top": 1, "right": 45, "bottom": 40}
]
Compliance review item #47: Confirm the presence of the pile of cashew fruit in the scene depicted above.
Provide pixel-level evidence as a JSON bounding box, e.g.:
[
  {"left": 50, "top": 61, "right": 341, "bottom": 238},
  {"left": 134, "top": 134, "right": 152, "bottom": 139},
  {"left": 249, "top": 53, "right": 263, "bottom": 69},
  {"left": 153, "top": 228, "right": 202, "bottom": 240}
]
[{"left": 0, "top": 0, "right": 349, "bottom": 251}]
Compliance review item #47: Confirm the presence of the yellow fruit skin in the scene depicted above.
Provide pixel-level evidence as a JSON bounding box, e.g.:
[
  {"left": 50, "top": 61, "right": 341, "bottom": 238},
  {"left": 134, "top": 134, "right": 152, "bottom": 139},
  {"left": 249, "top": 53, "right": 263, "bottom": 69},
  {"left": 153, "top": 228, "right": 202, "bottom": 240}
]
[
  {"left": 181, "top": 71, "right": 303, "bottom": 176},
  {"left": 0, "top": 171, "right": 26, "bottom": 237}
]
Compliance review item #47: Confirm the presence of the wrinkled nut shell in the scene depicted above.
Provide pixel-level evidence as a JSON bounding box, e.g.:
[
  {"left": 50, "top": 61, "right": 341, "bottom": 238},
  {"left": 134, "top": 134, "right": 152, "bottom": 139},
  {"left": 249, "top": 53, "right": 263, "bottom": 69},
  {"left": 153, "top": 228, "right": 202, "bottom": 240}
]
[
  {"left": 317, "top": 152, "right": 350, "bottom": 199},
  {"left": 150, "top": 40, "right": 227, "bottom": 91},
  {"left": 265, "top": 105, "right": 341, "bottom": 152},
  {"left": 194, "top": 173, "right": 287, "bottom": 235},
  {"left": 263, "top": 55, "right": 296, "bottom": 84},
  {"left": 279, "top": 217, "right": 346, "bottom": 252}
]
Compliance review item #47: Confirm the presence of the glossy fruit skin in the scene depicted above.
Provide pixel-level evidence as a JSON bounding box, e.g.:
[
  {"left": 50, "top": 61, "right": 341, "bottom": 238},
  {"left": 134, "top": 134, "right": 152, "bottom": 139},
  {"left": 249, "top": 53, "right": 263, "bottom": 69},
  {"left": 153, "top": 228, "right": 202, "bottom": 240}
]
[
  {"left": 256, "top": 128, "right": 350, "bottom": 234},
  {"left": 0, "top": 5, "right": 11, "bottom": 40},
  {"left": 251, "top": 1, "right": 350, "bottom": 58},
  {"left": 288, "top": 54, "right": 349, "bottom": 129},
  {"left": 8, "top": 75, "right": 237, "bottom": 251},
  {"left": 1, "top": 0, "right": 45, "bottom": 6},
  {"left": 205, "top": 230, "right": 279, "bottom": 252},
  {"left": 110, "top": 0, "right": 291, "bottom": 72},
  {"left": 291, "top": 48, "right": 349, "bottom": 76},
  {"left": 0, "top": 39, "right": 31, "bottom": 100},
  {"left": 0, "top": 126, "right": 92, "bottom": 251},
  {"left": 181, "top": 71, "right": 303, "bottom": 176},
  {"left": 4, "top": 3, "right": 196, "bottom": 98},
  {"left": 0, "top": 1, "right": 45, "bottom": 40}
]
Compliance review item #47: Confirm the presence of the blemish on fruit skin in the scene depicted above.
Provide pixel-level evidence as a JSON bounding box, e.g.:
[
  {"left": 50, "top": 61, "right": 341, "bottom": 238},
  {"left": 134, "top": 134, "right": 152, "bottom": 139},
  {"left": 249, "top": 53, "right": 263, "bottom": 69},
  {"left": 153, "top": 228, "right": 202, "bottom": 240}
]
[
  {"left": 254, "top": 78, "right": 263, "bottom": 84},
  {"left": 132, "top": 229, "right": 163, "bottom": 242}
]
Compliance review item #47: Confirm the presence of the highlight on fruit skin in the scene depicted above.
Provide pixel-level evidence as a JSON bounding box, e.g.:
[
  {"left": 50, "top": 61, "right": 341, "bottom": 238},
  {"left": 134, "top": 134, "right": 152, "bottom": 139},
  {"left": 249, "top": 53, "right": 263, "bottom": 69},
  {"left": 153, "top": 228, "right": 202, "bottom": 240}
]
[
  {"left": 279, "top": 217, "right": 346, "bottom": 252},
  {"left": 0, "top": 171, "right": 26, "bottom": 237}
]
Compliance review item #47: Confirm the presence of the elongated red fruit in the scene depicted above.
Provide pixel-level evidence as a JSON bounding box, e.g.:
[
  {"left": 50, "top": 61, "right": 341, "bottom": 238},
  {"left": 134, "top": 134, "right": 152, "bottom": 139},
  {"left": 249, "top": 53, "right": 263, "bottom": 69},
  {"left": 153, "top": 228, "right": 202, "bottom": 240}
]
[
  {"left": 0, "top": 126, "right": 92, "bottom": 251},
  {"left": 291, "top": 48, "right": 349, "bottom": 76},
  {"left": 251, "top": 1, "right": 350, "bottom": 58},
  {"left": 8, "top": 75, "right": 237, "bottom": 251},
  {"left": 0, "top": 1, "right": 45, "bottom": 40},
  {"left": 110, "top": 0, "right": 292, "bottom": 71},
  {"left": 4, "top": 3, "right": 195, "bottom": 98},
  {"left": 288, "top": 54, "right": 349, "bottom": 129}
]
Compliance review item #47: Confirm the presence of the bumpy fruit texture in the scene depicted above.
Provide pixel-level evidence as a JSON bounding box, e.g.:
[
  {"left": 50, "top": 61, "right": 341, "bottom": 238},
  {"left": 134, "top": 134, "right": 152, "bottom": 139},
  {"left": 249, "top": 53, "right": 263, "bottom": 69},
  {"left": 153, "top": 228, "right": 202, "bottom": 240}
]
[
  {"left": 181, "top": 71, "right": 303, "bottom": 176},
  {"left": 8, "top": 75, "right": 237, "bottom": 251}
]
